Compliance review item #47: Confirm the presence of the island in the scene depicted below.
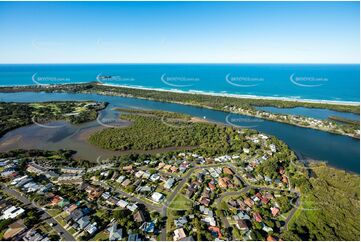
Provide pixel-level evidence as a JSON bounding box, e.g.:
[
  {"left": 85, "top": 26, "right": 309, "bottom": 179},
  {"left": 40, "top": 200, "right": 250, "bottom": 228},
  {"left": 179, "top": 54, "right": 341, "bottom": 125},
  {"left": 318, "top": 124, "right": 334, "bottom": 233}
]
[{"left": 0, "top": 82, "right": 359, "bottom": 138}]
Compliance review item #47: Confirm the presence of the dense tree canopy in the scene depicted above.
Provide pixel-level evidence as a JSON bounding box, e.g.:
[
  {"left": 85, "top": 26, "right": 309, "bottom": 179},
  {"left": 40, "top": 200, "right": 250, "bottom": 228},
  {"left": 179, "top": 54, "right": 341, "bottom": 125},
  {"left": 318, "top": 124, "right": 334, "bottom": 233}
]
[
  {"left": 89, "top": 110, "right": 266, "bottom": 156},
  {"left": 283, "top": 164, "right": 360, "bottom": 241}
]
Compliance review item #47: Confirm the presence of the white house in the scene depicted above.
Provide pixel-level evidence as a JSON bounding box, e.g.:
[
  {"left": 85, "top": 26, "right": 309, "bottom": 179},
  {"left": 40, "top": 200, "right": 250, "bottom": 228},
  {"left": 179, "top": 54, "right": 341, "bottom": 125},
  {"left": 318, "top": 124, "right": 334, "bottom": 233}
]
[
  {"left": 173, "top": 228, "right": 187, "bottom": 241},
  {"left": 151, "top": 192, "right": 164, "bottom": 203},
  {"left": 117, "top": 200, "right": 128, "bottom": 208},
  {"left": 150, "top": 173, "right": 160, "bottom": 182},
  {"left": 0, "top": 206, "right": 25, "bottom": 220}
]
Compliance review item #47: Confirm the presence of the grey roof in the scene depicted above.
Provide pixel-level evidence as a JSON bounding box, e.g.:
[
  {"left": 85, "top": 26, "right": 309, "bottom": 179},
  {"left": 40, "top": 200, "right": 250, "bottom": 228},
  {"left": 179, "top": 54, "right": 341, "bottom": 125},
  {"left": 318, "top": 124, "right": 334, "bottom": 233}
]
[
  {"left": 109, "top": 223, "right": 123, "bottom": 241},
  {"left": 77, "top": 216, "right": 90, "bottom": 229}
]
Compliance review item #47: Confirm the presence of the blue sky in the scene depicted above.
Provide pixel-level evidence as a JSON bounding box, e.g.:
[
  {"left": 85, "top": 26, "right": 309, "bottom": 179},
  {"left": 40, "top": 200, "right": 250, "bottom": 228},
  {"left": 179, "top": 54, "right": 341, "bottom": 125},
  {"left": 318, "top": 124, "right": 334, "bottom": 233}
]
[{"left": 0, "top": 1, "right": 359, "bottom": 64}]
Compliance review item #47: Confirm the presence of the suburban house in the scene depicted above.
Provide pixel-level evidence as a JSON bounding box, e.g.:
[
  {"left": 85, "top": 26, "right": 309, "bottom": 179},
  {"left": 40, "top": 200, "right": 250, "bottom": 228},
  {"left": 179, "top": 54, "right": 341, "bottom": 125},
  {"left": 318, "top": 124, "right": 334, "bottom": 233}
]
[
  {"left": 0, "top": 206, "right": 25, "bottom": 220},
  {"left": 173, "top": 228, "right": 187, "bottom": 241},
  {"left": 164, "top": 178, "right": 175, "bottom": 189},
  {"left": 133, "top": 210, "right": 146, "bottom": 223},
  {"left": 3, "top": 220, "right": 27, "bottom": 240},
  {"left": 108, "top": 222, "right": 123, "bottom": 241},
  {"left": 61, "top": 167, "right": 84, "bottom": 174},
  {"left": 151, "top": 192, "right": 164, "bottom": 203}
]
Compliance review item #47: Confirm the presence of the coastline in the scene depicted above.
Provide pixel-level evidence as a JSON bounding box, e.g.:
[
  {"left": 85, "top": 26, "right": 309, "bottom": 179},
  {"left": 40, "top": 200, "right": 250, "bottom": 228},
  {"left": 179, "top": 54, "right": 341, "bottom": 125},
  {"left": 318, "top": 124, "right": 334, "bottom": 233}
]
[
  {"left": 87, "top": 83, "right": 360, "bottom": 139},
  {"left": 0, "top": 82, "right": 359, "bottom": 106},
  {"left": 99, "top": 83, "right": 360, "bottom": 106},
  {"left": 0, "top": 82, "right": 359, "bottom": 139}
]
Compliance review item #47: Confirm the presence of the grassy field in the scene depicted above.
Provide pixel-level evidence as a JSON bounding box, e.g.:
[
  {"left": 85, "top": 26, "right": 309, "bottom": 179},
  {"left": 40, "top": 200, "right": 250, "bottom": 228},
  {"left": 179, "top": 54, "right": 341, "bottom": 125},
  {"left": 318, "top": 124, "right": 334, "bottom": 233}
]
[
  {"left": 92, "top": 230, "right": 108, "bottom": 241},
  {"left": 56, "top": 211, "right": 69, "bottom": 227},
  {"left": 68, "top": 228, "right": 76, "bottom": 235},
  {"left": 47, "top": 208, "right": 62, "bottom": 217},
  {"left": 166, "top": 209, "right": 177, "bottom": 241},
  {"left": 168, "top": 194, "right": 194, "bottom": 210},
  {"left": 166, "top": 193, "right": 194, "bottom": 240}
]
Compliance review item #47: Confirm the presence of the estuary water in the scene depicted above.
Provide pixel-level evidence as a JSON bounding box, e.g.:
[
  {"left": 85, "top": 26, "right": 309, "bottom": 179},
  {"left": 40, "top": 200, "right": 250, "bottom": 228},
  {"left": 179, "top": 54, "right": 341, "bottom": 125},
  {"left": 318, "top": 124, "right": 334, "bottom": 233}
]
[{"left": 0, "top": 91, "right": 359, "bottom": 173}]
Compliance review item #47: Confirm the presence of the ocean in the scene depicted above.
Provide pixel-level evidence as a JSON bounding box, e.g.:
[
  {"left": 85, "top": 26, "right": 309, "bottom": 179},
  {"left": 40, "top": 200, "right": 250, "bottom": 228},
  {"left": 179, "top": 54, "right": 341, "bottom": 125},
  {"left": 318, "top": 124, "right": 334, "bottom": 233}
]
[{"left": 0, "top": 64, "right": 359, "bottom": 102}]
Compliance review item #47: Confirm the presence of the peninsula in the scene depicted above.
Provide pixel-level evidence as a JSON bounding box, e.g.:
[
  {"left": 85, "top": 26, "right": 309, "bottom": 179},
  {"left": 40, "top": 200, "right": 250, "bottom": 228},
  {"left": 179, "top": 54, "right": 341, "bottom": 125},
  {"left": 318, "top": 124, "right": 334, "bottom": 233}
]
[{"left": 0, "top": 83, "right": 359, "bottom": 138}]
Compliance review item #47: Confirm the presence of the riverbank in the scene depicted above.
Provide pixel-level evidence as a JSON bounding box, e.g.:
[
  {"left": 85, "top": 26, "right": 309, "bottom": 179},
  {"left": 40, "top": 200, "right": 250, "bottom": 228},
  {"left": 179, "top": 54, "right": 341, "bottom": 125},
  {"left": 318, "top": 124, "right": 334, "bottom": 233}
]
[
  {"left": 226, "top": 106, "right": 360, "bottom": 139},
  {"left": 1, "top": 82, "right": 360, "bottom": 110},
  {"left": 0, "top": 90, "right": 359, "bottom": 173},
  {"left": 93, "top": 83, "right": 360, "bottom": 139},
  {"left": 0, "top": 82, "right": 359, "bottom": 138},
  {"left": 99, "top": 83, "right": 360, "bottom": 106}
]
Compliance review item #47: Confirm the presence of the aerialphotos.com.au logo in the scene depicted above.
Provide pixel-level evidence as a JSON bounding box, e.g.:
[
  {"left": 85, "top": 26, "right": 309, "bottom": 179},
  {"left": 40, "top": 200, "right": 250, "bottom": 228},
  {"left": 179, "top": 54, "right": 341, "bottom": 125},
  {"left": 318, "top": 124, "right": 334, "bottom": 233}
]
[
  {"left": 225, "top": 73, "right": 264, "bottom": 87},
  {"left": 32, "top": 73, "right": 71, "bottom": 85},
  {"left": 92, "top": 156, "right": 118, "bottom": 172},
  {"left": 96, "top": 39, "right": 126, "bottom": 49},
  {"left": 96, "top": 155, "right": 113, "bottom": 165},
  {"left": 225, "top": 114, "right": 263, "bottom": 129},
  {"left": 96, "top": 114, "right": 126, "bottom": 128},
  {"left": 31, "top": 40, "right": 64, "bottom": 53},
  {"left": 289, "top": 196, "right": 328, "bottom": 212},
  {"left": 160, "top": 73, "right": 200, "bottom": 88},
  {"left": 160, "top": 115, "right": 190, "bottom": 129},
  {"left": 96, "top": 73, "right": 135, "bottom": 83},
  {"left": 290, "top": 73, "right": 328, "bottom": 87},
  {"left": 290, "top": 159, "right": 327, "bottom": 171},
  {"left": 31, "top": 116, "right": 66, "bottom": 129}
]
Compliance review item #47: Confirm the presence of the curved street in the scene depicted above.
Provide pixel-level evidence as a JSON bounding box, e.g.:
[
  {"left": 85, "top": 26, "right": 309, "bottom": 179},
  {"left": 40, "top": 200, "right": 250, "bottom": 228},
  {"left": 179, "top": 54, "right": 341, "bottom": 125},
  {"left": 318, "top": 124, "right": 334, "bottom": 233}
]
[{"left": 1, "top": 159, "right": 301, "bottom": 241}]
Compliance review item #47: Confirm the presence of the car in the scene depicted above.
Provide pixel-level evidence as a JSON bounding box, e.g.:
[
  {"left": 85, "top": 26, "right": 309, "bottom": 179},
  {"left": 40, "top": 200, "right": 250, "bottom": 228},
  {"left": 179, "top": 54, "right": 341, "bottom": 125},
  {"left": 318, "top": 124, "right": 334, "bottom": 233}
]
[{"left": 50, "top": 223, "right": 56, "bottom": 227}]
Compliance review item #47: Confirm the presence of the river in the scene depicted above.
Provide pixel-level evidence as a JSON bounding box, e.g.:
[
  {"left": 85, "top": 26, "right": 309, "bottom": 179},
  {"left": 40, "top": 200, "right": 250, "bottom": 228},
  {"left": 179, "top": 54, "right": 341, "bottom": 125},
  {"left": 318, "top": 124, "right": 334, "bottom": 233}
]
[{"left": 0, "top": 91, "right": 359, "bottom": 173}]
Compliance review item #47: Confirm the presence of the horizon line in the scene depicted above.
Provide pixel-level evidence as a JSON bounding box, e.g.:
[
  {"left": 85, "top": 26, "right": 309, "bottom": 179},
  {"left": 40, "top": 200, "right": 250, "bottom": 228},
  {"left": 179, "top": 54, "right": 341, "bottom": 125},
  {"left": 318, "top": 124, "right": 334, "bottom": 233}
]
[{"left": 0, "top": 62, "right": 359, "bottom": 65}]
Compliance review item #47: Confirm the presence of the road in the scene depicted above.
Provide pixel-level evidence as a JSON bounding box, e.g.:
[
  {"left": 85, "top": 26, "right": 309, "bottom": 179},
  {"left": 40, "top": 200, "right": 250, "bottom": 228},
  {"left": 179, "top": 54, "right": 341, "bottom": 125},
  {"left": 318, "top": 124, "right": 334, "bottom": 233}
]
[
  {"left": 95, "top": 180, "right": 164, "bottom": 213},
  {"left": 215, "top": 187, "right": 251, "bottom": 228},
  {"left": 157, "top": 162, "right": 245, "bottom": 240},
  {"left": 115, "top": 187, "right": 163, "bottom": 212},
  {"left": 159, "top": 175, "right": 191, "bottom": 240},
  {"left": 93, "top": 180, "right": 169, "bottom": 240},
  {"left": 99, "top": 161, "right": 301, "bottom": 240},
  {"left": 283, "top": 195, "right": 300, "bottom": 230},
  {"left": 1, "top": 185, "right": 75, "bottom": 241},
  {"left": 212, "top": 163, "right": 301, "bottom": 235}
]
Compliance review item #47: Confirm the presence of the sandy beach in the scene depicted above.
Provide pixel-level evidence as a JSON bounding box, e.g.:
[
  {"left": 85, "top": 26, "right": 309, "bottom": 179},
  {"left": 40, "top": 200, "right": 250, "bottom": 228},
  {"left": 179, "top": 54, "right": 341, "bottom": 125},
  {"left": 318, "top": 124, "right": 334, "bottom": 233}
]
[{"left": 99, "top": 83, "right": 360, "bottom": 106}]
